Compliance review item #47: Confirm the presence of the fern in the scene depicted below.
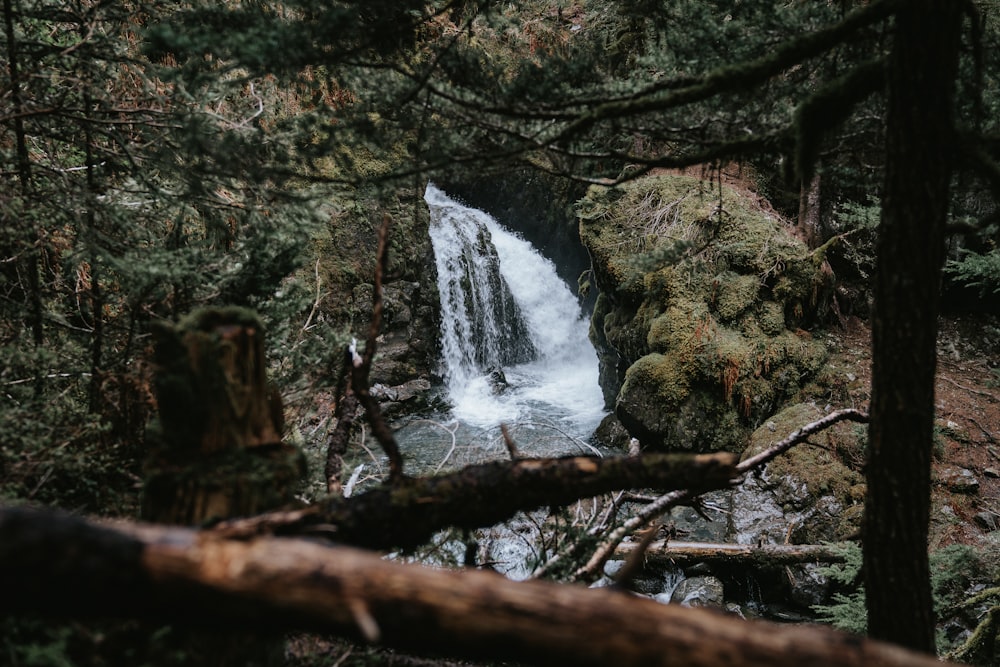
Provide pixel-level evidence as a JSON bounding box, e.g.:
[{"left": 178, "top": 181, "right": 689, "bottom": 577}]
[
  {"left": 812, "top": 543, "right": 867, "bottom": 634},
  {"left": 944, "top": 248, "right": 1000, "bottom": 296}
]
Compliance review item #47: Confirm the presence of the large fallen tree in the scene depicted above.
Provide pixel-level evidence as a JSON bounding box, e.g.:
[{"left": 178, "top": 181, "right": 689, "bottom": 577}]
[{"left": 0, "top": 505, "right": 952, "bottom": 667}]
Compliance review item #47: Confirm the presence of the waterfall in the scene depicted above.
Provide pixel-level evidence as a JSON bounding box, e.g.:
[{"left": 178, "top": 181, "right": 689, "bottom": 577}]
[{"left": 425, "top": 183, "right": 606, "bottom": 437}]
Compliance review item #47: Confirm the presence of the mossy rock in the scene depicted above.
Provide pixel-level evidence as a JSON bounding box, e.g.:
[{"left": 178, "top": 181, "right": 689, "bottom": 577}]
[
  {"left": 579, "top": 174, "right": 831, "bottom": 451},
  {"left": 736, "top": 403, "right": 866, "bottom": 543},
  {"left": 616, "top": 354, "right": 747, "bottom": 453},
  {"left": 713, "top": 271, "right": 760, "bottom": 321}
]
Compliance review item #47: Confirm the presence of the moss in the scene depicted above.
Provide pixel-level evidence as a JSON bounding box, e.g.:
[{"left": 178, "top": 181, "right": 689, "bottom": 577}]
[
  {"left": 621, "top": 353, "right": 691, "bottom": 411},
  {"left": 714, "top": 271, "right": 760, "bottom": 321},
  {"left": 744, "top": 403, "right": 865, "bottom": 540},
  {"left": 756, "top": 300, "right": 786, "bottom": 335},
  {"left": 178, "top": 306, "right": 263, "bottom": 333},
  {"left": 581, "top": 173, "right": 831, "bottom": 451}
]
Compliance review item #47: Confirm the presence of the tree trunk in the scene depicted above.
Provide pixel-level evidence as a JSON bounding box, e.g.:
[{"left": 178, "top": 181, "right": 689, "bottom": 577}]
[
  {"left": 144, "top": 307, "right": 303, "bottom": 525},
  {"left": 0, "top": 506, "right": 956, "bottom": 667},
  {"left": 797, "top": 170, "right": 823, "bottom": 249},
  {"left": 864, "top": 0, "right": 962, "bottom": 653},
  {"left": 613, "top": 540, "right": 849, "bottom": 568}
]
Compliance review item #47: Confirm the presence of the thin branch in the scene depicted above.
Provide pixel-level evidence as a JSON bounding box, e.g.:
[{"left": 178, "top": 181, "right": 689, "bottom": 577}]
[
  {"left": 350, "top": 214, "right": 405, "bottom": 482},
  {"left": 558, "top": 408, "right": 869, "bottom": 583}
]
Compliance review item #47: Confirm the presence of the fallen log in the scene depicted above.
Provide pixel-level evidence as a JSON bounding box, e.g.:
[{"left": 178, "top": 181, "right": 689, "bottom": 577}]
[
  {"left": 212, "top": 451, "right": 739, "bottom": 551},
  {"left": 0, "top": 506, "right": 949, "bottom": 667},
  {"left": 613, "top": 540, "right": 850, "bottom": 567}
]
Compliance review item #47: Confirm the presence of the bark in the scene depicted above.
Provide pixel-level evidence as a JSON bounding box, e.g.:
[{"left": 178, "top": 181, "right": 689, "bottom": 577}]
[
  {"left": 863, "top": 0, "right": 962, "bottom": 653},
  {"left": 213, "top": 451, "right": 739, "bottom": 551},
  {"left": 0, "top": 506, "right": 953, "bottom": 667},
  {"left": 143, "top": 307, "right": 303, "bottom": 665},
  {"left": 325, "top": 350, "right": 358, "bottom": 495},
  {"left": 143, "top": 307, "right": 304, "bottom": 525},
  {"left": 613, "top": 540, "right": 850, "bottom": 568},
  {"left": 797, "top": 171, "right": 823, "bottom": 249}
]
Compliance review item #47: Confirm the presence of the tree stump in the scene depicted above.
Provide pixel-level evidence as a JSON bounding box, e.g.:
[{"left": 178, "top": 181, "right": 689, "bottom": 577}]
[
  {"left": 143, "top": 306, "right": 304, "bottom": 525},
  {"left": 142, "top": 306, "right": 305, "bottom": 665}
]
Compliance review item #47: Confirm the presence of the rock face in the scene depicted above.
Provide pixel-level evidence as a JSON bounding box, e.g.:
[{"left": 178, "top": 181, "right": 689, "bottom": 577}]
[
  {"left": 320, "top": 187, "right": 442, "bottom": 414},
  {"left": 730, "top": 403, "right": 866, "bottom": 546},
  {"left": 578, "top": 174, "right": 830, "bottom": 452}
]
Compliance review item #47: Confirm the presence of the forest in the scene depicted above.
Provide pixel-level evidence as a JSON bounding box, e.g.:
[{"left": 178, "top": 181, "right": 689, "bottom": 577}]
[{"left": 2, "top": 0, "right": 1000, "bottom": 665}]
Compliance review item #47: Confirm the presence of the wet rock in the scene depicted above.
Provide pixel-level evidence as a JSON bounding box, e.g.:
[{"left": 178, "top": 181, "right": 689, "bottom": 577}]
[
  {"left": 670, "top": 576, "right": 725, "bottom": 607},
  {"left": 785, "top": 563, "right": 830, "bottom": 608},
  {"left": 664, "top": 490, "right": 731, "bottom": 543},
  {"left": 936, "top": 465, "right": 980, "bottom": 494},
  {"left": 730, "top": 403, "right": 865, "bottom": 546},
  {"left": 487, "top": 367, "right": 510, "bottom": 395},
  {"left": 728, "top": 403, "right": 864, "bottom": 607},
  {"left": 394, "top": 378, "right": 432, "bottom": 403},
  {"left": 593, "top": 412, "right": 632, "bottom": 450}
]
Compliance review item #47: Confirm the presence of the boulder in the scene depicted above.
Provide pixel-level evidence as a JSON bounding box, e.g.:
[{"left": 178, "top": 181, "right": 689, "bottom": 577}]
[
  {"left": 727, "top": 403, "right": 865, "bottom": 607},
  {"left": 730, "top": 403, "right": 866, "bottom": 546},
  {"left": 578, "top": 174, "right": 830, "bottom": 452},
  {"left": 668, "top": 575, "right": 726, "bottom": 607}
]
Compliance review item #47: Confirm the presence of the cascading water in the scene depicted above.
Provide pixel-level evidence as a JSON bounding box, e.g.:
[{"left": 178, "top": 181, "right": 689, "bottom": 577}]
[{"left": 396, "top": 184, "right": 607, "bottom": 476}]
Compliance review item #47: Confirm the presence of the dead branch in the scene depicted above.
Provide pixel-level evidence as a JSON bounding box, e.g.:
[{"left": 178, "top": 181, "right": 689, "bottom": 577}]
[
  {"left": 0, "top": 506, "right": 951, "bottom": 667},
  {"left": 613, "top": 540, "right": 850, "bottom": 567},
  {"left": 350, "top": 213, "right": 404, "bottom": 482},
  {"left": 212, "top": 452, "right": 738, "bottom": 552},
  {"left": 326, "top": 346, "right": 359, "bottom": 495}
]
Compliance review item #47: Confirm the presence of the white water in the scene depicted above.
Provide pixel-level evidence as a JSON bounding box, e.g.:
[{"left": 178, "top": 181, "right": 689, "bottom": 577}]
[{"left": 423, "top": 183, "right": 606, "bottom": 455}]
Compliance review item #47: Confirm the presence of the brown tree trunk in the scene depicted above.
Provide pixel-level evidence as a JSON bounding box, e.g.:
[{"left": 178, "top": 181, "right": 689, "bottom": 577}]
[
  {"left": 144, "top": 307, "right": 304, "bottom": 525},
  {"left": 797, "top": 170, "right": 823, "bottom": 249},
  {"left": 613, "top": 540, "right": 849, "bottom": 568},
  {"left": 0, "top": 506, "right": 955, "bottom": 667},
  {"left": 864, "top": 0, "right": 962, "bottom": 653}
]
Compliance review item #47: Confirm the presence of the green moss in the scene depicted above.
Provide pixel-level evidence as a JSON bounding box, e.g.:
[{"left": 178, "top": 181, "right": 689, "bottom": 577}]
[
  {"left": 745, "top": 403, "right": 865, "bottom": 540},
  {"left": 714, "top": 271, "right": 760, "bottom": 321},
  {"left": 581, "top": 173, "right": 832, "bottom": 450},
  {"left": 622, "top": 353, "right": 691, "bottom": 410},
  {"left": 756, "top": 300, "right": 786, "bottom": 335}
]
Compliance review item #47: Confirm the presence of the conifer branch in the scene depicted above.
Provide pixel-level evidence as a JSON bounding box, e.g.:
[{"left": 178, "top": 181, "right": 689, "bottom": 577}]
[
  {"left": 793, "top": 58, "right": 886, "bottom": 183},
  {"left": 543, "top": 0, "right": 901, "bottom": 144}
]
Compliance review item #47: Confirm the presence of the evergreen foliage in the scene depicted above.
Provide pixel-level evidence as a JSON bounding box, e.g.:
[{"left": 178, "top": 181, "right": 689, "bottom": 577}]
[
  {"left": 945, "top": 248, "right": 1000, "bottom": 295},
  {"left": 813, "top": 541, "right": 998, "bottom": 654},
  {"left": 0, "top": 0, "right": 336, "bottom": 512}
]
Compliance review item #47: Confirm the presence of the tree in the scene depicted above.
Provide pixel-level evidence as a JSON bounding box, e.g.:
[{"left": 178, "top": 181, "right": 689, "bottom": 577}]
[
  {"left": 864, "top": 0, "right": 962, "bottom": 651},
  {"left": 0, "top": 0, "right": 325, "bottom": 511}
]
